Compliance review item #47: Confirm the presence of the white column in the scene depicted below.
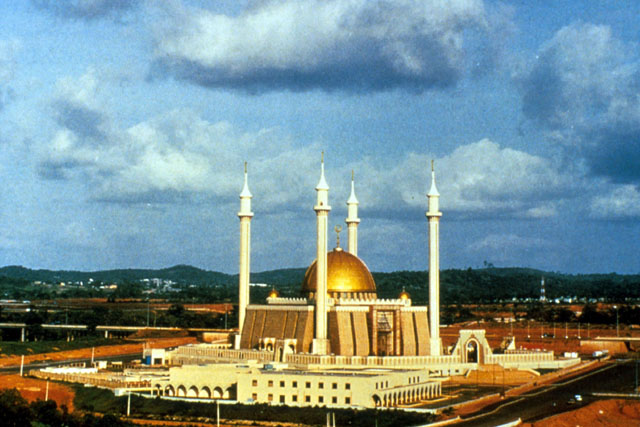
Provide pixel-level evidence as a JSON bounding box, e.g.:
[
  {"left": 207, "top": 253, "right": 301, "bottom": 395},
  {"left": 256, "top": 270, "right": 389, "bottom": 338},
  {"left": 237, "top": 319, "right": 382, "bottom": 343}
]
[
  {"left": 345, "top": 170, "right": 360, "bottom": 256},
  {"left": 426, "top": 161, "right": 442, "bottom": 356},
  {"left": 313, "top": 153, "right": 331, "bottom": 355},
  {"left": 237, "top": 162, "right": 253, "bottom": 342}
]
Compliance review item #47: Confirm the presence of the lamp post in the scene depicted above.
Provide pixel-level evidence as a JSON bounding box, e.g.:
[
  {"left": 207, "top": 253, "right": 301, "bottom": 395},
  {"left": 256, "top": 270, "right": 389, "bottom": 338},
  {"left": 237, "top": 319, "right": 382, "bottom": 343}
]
[{"left": 614, "top": 305, "right": 619, "bottom": 337}]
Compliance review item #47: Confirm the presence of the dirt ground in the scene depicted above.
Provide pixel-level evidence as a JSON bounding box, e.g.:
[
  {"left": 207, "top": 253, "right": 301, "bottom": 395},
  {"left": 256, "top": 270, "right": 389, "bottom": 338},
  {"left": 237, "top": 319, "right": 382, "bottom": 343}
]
[
  {"left": 522, "top": 399, "right": 640, "bottom": 426},
  {"left": 441, "top": 323, "right": 638, "bottom": 354},
  {"left": 0, "top": 374, "right": 75, "bottom": 411},
  {"left": 0, "top": 336, "right": 197, "bottom": 367}
]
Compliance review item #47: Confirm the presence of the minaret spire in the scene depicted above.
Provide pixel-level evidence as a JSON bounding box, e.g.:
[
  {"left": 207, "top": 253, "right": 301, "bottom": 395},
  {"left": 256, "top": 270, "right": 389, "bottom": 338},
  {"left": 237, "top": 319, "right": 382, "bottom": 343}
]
[
  {"left": 426, "top": 160, "right": 442, "bottom": 356},
  {"left": 313, "top": 152, "right": 331, "bottom": 355},
  {"left": 237, "top": 161, "right": 254, "bottom": 348},
  {"left": 346, "top": 169, "right": 360, "bottom": 256}
]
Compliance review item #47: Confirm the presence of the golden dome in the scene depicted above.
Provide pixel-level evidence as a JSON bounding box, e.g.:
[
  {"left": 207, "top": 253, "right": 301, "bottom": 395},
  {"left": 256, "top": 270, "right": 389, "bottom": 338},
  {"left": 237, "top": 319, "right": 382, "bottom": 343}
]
[
  {"left": 399, "top": 289, "right": 410, "bottom": 300},
  {"left": 267, "top": 288, "right": 280, "bottom": 299},
  {"left": 302, "top": 248, "right": 376, "bottom": 296}
]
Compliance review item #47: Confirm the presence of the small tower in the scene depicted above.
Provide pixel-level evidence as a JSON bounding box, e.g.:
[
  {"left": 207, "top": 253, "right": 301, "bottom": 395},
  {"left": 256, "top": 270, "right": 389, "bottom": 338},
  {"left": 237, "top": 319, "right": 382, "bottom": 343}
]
[
  {"left": 426, "top": 160, "right": 443, "bottom": 356},
  {"left": 237, "top": 162, "right": 253, "bottom": 346},
  {"left": 345, "top": 170, "right": 360, "bottom": 256},
  {"left": 312, "top": 152, "right": 331, "bottom": 355}
]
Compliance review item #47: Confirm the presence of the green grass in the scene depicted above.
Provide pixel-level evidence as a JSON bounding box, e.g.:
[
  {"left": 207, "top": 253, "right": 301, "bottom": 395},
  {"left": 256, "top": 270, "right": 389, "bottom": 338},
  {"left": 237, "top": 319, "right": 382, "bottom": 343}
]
[{"left": 0, "top": 337, "right": 127, "bottom": 356}]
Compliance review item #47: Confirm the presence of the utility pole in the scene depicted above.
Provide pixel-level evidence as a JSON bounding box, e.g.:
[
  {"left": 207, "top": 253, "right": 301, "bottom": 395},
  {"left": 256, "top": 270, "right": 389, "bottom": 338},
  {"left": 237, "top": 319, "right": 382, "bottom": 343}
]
[
  {"left": 146, "top": 299, "right": 150, "bottom": 327},
  {"left": 578, "top": 322, "right": 581, "bottom": 339}
]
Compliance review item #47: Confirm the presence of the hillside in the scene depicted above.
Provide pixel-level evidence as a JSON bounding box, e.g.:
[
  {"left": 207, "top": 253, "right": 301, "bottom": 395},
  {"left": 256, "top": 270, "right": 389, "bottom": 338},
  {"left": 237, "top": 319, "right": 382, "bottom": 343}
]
[{"left": 1, "top": 265, "right": 639, "bottom": 304}]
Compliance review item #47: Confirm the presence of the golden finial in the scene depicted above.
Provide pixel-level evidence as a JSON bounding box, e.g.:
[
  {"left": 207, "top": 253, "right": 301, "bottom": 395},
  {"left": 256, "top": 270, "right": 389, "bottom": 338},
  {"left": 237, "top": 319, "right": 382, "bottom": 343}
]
[
  {"left": 431, "top": 159, "right": 434, "bottom": 172},
  {"left": 351, "top": 169, "right": 354, "bottom": 181},
  {"left": 321, "top": 151, "right": 324, "bottom": 164},
  {"left": 334, "top": 225, "right": 342, "bottom": 248},
  {"left": 244, "top": 161, "right": 247, "bottom": 174}
]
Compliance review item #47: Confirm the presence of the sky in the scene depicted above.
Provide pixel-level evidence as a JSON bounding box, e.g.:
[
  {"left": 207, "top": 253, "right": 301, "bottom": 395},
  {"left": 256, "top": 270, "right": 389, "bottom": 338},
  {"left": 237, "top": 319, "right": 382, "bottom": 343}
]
[{"left": 0, "top": 0, "right": 639, "bottom": 274}]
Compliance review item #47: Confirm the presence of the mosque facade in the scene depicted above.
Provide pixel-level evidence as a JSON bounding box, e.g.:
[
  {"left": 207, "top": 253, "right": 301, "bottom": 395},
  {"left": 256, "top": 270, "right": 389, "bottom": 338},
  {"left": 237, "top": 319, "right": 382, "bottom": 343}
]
[{"left": 237, "top": 157, "right": 438, "bottom": 358}]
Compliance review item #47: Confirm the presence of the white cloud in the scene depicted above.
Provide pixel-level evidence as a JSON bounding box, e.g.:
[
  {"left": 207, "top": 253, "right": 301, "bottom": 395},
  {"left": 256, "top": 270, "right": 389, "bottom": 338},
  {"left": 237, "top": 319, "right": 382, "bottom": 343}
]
[
  {"left": 382, "top": 139, "right": 576, "bottom": 218},
  {"left": 151, "top": 0, "right": 493, "bottom": 92},
  {"left": 590, "top": 184, "right": 640, "bottom": 219}
]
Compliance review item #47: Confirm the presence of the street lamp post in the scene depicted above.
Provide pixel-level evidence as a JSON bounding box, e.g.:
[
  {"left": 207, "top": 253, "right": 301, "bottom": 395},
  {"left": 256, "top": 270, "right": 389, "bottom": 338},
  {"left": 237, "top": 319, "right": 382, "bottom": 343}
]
[{"left": 614, "top": 305, "right": 619, "bottom": 337}]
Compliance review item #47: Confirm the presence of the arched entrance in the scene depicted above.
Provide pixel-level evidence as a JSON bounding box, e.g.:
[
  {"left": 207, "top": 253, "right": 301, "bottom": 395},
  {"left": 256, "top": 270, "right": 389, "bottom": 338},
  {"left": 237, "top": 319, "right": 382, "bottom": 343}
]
[{"left": 466, "top": 340, "right": 479, "bottom": 363}]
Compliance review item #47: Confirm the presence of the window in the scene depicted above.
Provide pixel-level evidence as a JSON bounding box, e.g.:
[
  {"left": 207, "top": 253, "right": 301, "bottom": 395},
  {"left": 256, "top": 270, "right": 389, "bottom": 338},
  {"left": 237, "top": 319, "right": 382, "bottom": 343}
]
[
  {"left": 332, "top": 396, "right": 337, "bottom": 404},
  {"left": 268, "top": 380, "right": 273, "bottom": 387},
  {"left": 279, "top": 395, "right": 285, "bottom": 403},
  {"left": 319, "top": 382, "right": 324, "bottom": 389},
  {"left": 345, "top": 397, "right": 351, "bottom": 404},
  {"left": 375, "top": 382, "right": 378, "bottom": 389},
  {"left": 305, "top": 395, "right": 311, "bottom": 403},
  {"left": 280, "top": 381, "right": 285, "bottom": 387},
  {"left": 332, "top": 383, "right": 337, "bottom": 389},
  {"left": 345, "top": 383, "right": 351, "bottom": 390},
  {"left": 292, "top": 395, "right": 298, "bottom": 402},
  {"left": 252, "top": 380, "right": 258, "bottom": 387},
  {"left": 318, "top": 396, "right": 324, "bottom": 403},
  {"left": 305, "top": 382, "right": 311, "bottom": 389},
  {"left": 252, "top": 393, "right": 257, "bottom": 400},
  {"left": 268, "top": 393, "right": 273, "bottom": 402},
  {"left": 292, "top": 381, "right": 298, "bottom": 388}
]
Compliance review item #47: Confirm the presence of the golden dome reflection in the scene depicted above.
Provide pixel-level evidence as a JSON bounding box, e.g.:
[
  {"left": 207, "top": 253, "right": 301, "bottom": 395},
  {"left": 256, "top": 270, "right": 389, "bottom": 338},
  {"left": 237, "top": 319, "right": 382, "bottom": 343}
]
[{"left": 302, "top": 248, "right": 376, "bottom": 298}]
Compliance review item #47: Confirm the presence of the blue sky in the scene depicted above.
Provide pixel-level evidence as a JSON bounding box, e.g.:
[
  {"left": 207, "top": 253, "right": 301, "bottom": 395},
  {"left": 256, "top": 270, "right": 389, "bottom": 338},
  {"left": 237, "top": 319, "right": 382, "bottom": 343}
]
[{"left": 0, "top": 0, "right": 639, "bottom": 274}]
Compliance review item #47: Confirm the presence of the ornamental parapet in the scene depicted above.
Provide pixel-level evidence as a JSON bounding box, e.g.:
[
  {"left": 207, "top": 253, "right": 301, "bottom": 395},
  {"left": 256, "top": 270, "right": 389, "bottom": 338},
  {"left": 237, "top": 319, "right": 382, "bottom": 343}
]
[
  {"left": 335, "top": 298, "right": 411, "bottom": 307},
  {"left": 266, "top": 297, "right": 308, "bottom": 305}
]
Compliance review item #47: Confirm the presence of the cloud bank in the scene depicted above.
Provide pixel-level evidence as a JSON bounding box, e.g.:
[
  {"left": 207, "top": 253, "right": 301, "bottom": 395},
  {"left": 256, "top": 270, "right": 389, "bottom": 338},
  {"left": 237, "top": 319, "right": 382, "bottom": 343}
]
[
  {"left": 151, "top": 0, "right": 494, "bottom": 92},
  {"left": 37, "top": 71, "right": 581, "bottom": 221},
  {"left": 520, "top": 22, "right": 640, "bottom": 185}
]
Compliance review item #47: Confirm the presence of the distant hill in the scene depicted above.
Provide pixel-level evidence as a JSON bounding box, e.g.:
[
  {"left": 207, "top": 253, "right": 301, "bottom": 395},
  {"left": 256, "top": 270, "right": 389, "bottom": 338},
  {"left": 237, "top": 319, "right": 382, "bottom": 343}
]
[
  {"left": 1, "top": 265, "right": 639, "bottom": 303},
  {"left": 0, "top": 265, "right": 307, "bottom": 287}
]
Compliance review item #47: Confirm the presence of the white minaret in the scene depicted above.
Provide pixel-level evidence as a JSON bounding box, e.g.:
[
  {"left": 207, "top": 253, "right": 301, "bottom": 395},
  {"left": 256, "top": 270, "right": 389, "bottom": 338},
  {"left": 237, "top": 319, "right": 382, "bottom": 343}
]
[
  {"left": 312, "top": 152, "right": 331, "bottom": 355},
  {"left": 426, "top": 160, "right": 442, "bottom": 356},
  {"left": 237, "top": 162, "right": 253, "bottom": 344},
  {"left": 345, "top": 170, "right": 360, "bottom": 256}
]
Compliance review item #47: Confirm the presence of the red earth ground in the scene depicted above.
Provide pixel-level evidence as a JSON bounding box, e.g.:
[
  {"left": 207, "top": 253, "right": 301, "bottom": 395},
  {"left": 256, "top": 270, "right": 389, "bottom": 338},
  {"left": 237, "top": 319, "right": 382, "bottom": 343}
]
[
  {"left": 0, "top": 374, "right": 75, "bottom": 411},
  {"left": 522, "top": 399, "right": 640, "bottom": 426}
]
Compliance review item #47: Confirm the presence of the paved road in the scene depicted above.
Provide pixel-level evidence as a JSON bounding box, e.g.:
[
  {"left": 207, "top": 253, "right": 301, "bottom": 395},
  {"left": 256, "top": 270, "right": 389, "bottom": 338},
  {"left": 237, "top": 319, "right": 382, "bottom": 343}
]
[{"left": 454, "top": 359, "right": 639, "bottom": 426}]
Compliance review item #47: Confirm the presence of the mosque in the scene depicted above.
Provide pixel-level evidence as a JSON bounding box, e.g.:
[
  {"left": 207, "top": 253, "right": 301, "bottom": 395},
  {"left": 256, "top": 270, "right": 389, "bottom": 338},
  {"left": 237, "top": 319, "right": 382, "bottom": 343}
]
[{"left": 152, "top": 156, "right": 579, "bottom": 408}]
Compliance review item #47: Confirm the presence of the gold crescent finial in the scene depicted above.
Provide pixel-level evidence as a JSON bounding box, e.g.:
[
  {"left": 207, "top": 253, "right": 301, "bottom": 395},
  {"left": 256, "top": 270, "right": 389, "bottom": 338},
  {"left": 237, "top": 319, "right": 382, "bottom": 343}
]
[
  {"left": 431, "top": 159, "right": 434, "bottom": 172},
  {"left": 244, "top": 161, "right": 247, "bottom": 174},
  {"left": 321, "top": 151, "right": 324, "bottom": 164},
  {"left": 334, "top": 225, "right": 342, "bottom": 248}
]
